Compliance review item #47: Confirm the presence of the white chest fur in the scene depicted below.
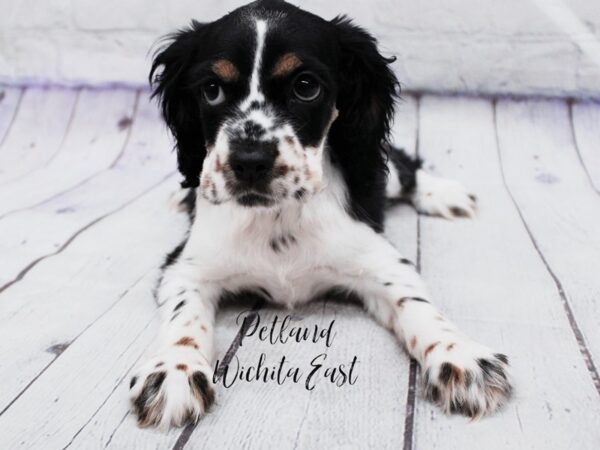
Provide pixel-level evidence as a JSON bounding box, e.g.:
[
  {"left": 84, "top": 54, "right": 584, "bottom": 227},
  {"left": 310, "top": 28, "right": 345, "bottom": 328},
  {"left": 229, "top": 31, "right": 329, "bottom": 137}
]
[{"left": 180, "top": 158, "right": 376, "bottom": 307}]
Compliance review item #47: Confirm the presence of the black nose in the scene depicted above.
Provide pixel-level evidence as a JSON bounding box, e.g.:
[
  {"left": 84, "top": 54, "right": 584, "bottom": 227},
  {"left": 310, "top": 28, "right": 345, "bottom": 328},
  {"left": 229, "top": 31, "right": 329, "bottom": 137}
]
[{"left": 229, "top": 142, "right": 277, "bottom": 185}]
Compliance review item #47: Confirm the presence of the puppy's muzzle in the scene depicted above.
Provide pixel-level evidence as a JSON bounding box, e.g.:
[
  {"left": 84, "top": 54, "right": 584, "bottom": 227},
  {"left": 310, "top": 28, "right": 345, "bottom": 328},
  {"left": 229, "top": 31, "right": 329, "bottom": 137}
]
[{"left": 229, "top": 140, "right": 277, "bottom": 187}]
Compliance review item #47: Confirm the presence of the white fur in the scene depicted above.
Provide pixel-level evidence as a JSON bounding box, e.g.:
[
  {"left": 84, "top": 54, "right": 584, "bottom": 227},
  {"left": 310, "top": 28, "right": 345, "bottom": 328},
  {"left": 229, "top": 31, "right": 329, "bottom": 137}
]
[
  {"left": 240, "top": 20, "right": 267, "bottom": 110},
  {"left": 411, "top": 169, "right": 477, "bottom": 219},
  {"left": 130, "top": 155, "right": 511, "bottom": 427}
]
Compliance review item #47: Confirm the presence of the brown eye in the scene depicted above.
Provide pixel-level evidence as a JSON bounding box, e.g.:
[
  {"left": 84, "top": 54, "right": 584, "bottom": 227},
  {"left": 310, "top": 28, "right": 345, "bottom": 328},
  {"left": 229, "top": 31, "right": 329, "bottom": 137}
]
[
  {"left": 203, "top": 82, "right": 225, "bottom": 106},
  {"left": 293, "top": 73, "right": 321, "bottom": 102}
]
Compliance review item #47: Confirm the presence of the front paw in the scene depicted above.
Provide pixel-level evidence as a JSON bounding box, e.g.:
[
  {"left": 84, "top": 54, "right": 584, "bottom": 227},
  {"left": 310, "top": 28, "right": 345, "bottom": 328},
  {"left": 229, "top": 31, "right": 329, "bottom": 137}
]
[
  {"left": 422, "top": 341, "right": 513, "bottom": 418},
  {"left": 129, "top": 348, "right": 215, "bottom": 428},
  {"left": 413, "top": 170, "right": 477, "bottom": 219}
]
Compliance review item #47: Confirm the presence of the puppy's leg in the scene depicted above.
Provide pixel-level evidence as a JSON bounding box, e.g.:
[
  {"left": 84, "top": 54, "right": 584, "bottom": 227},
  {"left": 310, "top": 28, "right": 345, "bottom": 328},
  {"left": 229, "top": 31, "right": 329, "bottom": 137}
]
[
  {"left": 129, "top": 260, "right": 218, "bottom": 428},
  {"left": 352, "top": 236, "right": 512, "bottom": 417},
  {"left": 386, "top": 145, "right": 477, "bottom": 219}
]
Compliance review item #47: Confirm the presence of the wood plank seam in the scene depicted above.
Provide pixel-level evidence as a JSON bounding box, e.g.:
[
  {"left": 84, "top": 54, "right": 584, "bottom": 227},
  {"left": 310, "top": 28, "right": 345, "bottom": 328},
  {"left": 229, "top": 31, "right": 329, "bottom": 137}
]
[
  {"left": 567, "top": 100, "right": 600, "bottom": 197},
  {"left": 61, "top": 317, "right": 155, "bottom": 450},
  {"left": 170, "top": 298, "right": 265, "bottom": 450},
  {"left": 493, "top": 99, "right": 600, "bottom": 396},
  {"left": 31, "top": 89, "right": 82, "bottom": 179},
  {"left": 109, "top": 91, "right": 141, "bottom": 169},
  {"left": 0, "top": 88, "right": 25, "bottom": 149},
  {"left": 0, "top": 268, "right": 153, "bottom": 417},
  {"left": 0, "top": 171, "right": 174, "bottom": 295},
  {"left": 0, "top": 90, "right": 141, "bottom": 221},
  {"left": 402, "top": 94, "right": 421, "bottom": 450},
  {"left": 0, "top": 348, "right": 56, "bottom": 418}
]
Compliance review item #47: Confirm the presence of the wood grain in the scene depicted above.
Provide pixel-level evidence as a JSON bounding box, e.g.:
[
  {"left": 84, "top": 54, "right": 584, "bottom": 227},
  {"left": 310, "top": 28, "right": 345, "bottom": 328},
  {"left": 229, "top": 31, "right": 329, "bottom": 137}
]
[
  {"left": 1, "top": 90, "right": 599, "bottom": 448},
  {"left": 496, "top": 98, "right": 600, "bottom": 386},
  {"left": 0, "top": 179, "right": 188, "bottom": 423},
  {"left": 0, "top": 94, "right": 175, "bottom": 288},
  {"left": 0, "top": 89, "right": 137, "bottom": 217},
  {"left": 180, "top": 97, "right": 420, "bottom": 450},
  {"left": 0, "top": 87, "right": 23, "bottom": 148},
  {"left": 0, "top": 88, "right": 78, "bottom": 184}
]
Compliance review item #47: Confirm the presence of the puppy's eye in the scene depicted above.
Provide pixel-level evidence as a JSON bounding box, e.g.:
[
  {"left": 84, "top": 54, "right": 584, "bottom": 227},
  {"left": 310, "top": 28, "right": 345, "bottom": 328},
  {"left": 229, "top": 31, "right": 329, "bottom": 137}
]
[
  {"left": 202, "top": 82, "right": 225, "bottom": 106},
  {"left": 292, "top": 73, "right": 321, "bottom": 102}
]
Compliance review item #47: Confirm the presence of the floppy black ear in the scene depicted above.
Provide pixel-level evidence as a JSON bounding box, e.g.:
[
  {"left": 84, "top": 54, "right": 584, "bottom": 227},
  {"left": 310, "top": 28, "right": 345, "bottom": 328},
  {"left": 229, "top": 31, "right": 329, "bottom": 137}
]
[
  {"left": 331, "top": 15, "right": 398, "bottom": 147},
  {"left": 329, "top": 15, "right": 399, "bottom": 231},
  {"left": 150, "top": 21, "right": 208, "bottom": 188}
]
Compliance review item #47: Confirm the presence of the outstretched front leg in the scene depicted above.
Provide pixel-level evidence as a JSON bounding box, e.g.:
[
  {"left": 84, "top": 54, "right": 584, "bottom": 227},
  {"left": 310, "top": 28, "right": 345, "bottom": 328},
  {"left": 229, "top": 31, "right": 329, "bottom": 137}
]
[
  {"left": 386, "top": 145, "right": 477, "bottom": 219},
  {"left": 129, "top": 256, "right": 218, "bottom": 428},
  {"left": 350, "top": 233, "right": 512, "bottom": 417}
]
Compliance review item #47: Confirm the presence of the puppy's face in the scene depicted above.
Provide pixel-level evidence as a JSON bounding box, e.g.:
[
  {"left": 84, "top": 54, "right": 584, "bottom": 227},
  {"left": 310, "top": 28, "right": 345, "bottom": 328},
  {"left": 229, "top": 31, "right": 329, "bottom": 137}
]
[
  {"left": 202, "top": 19, "right": 341, "bottom": 208},
  {"left": 152, "top": 1, "right": 398, "bottom": 210}
]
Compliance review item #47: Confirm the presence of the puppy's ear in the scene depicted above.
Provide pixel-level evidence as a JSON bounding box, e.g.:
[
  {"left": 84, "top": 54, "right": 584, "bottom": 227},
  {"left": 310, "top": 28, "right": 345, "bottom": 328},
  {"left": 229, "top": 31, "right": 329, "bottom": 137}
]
[
  {"left": 328, "top": 16, "right": 399, "bottom": 230},
  {"left": 150, "top": 21, "right": 208, "bottom": 188},
  {"left": 330, "top": 15, "right": 398, "bottom": 148}
]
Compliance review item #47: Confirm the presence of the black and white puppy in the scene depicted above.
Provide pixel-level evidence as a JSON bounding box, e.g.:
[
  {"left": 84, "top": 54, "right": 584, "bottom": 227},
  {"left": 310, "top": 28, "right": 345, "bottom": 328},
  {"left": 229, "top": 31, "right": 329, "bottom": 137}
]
[{"left": 129, "top": 0, "right": 512, "bottom": 428}]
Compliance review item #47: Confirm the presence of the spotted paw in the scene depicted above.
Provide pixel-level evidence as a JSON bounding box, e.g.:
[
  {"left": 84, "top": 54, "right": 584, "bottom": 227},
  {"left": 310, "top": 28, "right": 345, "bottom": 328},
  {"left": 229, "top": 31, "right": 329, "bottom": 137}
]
[
  {"left": 129, "top": 347, "right": 215, "bottom": 428},
  {"left": 413, "top": 170, "right": 477, "bottom": 219},
  {"left": 422, "top": 341, "right": 512, "bottom": 418}
]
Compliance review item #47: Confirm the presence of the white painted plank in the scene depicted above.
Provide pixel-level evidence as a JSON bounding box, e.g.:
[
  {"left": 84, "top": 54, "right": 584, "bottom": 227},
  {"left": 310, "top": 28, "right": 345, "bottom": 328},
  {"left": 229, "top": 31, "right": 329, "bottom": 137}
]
[
  {"left": 180, "top": 97, "right": 419, "bottom": 449},
  {"left": 496, "top": 99, "right": 600, "bottom": 374},
  {"left": 571, "top": 101, "right": 600, "bottom": 193},
  {"left": 0, "top": 180, "right": 190, "bottom": 449},
  {"left": 0, "top": 273, "right": 160, "bottom": 449},
  {"left": 0, "top": 177, "right": 188, "bottom": 416},
  {"left": 391, "top": 95, "right": 418, "bottom": 157},
  {"left": 0, "top": 87, "right": 23, "bottom": 146},
  {"left": 0, "top": 88, "right": 137, "bottom": 216},
  {"left": 0, "top": 87, "right": 78, "bottom": 184},
  {"left": 414, "top": 96, "right": 600, "bottom": 449},
  {"left": 0, "top": 94, "right": 174, "bottom": 287}
]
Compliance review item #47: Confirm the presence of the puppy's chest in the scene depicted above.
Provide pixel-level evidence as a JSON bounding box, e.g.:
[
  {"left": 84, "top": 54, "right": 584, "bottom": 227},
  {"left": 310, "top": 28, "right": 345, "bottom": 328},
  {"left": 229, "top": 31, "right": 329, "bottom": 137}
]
[
  {"left": 220, "top": 223, "right": 332, "bottom": 304},
  {"left": 187, "top": 204, "right": 353, "bottom": 305}
]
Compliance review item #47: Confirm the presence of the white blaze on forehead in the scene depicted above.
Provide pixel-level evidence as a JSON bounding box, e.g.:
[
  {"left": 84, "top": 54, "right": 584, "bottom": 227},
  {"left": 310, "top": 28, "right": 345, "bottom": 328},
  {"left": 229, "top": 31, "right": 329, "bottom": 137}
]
[
  {"left": 240, "top": 20, "right": 268, "bottom": 110},
  {"left": 246, "top": 108, "right": 273, "bottom": 130}
]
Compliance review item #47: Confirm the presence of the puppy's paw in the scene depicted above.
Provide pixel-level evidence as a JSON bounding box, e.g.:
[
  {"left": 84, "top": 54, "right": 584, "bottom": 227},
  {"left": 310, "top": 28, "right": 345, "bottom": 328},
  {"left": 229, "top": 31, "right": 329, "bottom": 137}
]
[
  {"left": 413, "top": 170, "right": 477, "bottom": 219},
  {"left": 129, "top": 348, "right": 215, "bottom": 429},
  {"left": 422, "top": 340, "right": 512, "bottom": 418}
]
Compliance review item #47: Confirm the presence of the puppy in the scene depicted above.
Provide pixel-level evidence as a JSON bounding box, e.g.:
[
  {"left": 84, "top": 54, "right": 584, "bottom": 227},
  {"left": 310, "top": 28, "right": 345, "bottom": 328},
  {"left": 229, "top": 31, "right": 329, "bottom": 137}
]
[{"left": 129, "top": 0, "right": 512, "bottom": 428}]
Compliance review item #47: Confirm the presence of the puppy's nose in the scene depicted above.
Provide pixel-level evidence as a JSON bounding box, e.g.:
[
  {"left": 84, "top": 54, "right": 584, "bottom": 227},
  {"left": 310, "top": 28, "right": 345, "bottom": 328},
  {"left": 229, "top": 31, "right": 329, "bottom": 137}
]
[{"left": 229, "top": 145, "right": 276, "bottom": 185}]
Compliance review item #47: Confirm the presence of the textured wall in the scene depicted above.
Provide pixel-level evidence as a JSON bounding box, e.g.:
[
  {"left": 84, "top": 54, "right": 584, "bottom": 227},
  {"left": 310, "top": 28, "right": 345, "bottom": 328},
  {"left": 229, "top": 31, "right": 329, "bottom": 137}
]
[{"left": 1, "top": 0, "right": 600, "bottom": 97}]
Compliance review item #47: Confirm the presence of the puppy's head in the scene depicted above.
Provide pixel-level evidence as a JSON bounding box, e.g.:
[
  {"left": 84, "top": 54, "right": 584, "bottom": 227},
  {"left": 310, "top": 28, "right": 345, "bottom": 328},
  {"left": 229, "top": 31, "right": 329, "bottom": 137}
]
[{"left": 151, "top": 0, "right": 397, "bottom": 208}]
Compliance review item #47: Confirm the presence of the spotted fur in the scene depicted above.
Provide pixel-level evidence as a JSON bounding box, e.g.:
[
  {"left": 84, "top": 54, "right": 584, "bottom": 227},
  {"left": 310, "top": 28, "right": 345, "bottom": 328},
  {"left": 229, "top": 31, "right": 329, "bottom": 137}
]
[{"left": 130, "top": 0, "right": 511, "bottom": 429}]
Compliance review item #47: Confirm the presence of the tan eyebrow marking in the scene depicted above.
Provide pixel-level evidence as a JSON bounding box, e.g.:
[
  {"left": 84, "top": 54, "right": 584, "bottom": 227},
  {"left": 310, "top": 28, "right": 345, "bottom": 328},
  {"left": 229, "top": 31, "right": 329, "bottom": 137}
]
[
  {"left": 272, "top": 53, "right": 303, "bottom": 77},
  {"left": 212, "top": 59, "right": 240, "bottom": 82}
]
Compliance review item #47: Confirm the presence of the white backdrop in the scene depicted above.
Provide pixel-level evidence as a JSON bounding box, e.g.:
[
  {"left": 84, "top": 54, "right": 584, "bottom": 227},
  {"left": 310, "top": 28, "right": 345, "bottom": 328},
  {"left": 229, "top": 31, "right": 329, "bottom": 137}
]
[{"left": 1, "top": 0, "right": 600, "bottom": 98}]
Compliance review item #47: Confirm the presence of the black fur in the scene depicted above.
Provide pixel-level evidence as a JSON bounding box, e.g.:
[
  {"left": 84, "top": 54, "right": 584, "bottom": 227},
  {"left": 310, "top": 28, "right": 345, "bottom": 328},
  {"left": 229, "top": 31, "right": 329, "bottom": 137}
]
[
  {"left": 150, "top": 21, "right": 211, "bottom": 189},
  {"left": 388, "top": 144, "right": 423, "bottom": 195},
  {"left": 328, "top": 15, "right": 399, "bottom": 232},
  {"left": 150, "top": 0, "right": 419, "bottom": 232},
  {"left": 161, "top": 240, "right": 186, "bottom": 270},
  {"left": 189, "top": 371, "right": 215, "bottom": 409}
]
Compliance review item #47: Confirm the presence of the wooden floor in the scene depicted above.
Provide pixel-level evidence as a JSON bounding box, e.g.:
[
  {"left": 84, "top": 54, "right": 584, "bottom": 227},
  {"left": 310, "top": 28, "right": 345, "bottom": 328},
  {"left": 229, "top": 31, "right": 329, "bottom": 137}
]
[{"left": 0, "top": 86, "right": 599, "bottom": 449}]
